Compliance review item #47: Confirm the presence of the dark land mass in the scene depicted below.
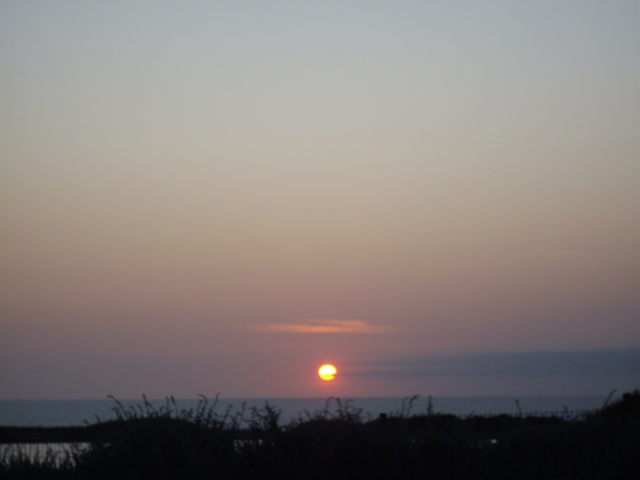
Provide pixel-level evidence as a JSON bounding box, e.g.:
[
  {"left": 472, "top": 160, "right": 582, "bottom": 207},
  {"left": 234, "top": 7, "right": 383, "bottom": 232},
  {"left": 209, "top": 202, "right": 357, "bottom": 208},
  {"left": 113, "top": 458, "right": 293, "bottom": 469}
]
[
  {"left": 0, "top": 426, "right": 97, "bottom": 444},
  {"left": 1, "top": 391, "right": 638, "bottom": 479},
  {"left": 0, "top": 422, "right": 142, "bottom": 444}
]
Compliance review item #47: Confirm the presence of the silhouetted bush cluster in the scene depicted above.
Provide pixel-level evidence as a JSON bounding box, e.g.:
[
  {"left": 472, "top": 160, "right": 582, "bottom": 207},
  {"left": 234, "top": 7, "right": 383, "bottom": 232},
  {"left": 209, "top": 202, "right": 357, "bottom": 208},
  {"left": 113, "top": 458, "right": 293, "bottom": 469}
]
[{"left": 2, "top": 392, "right": 639, "bottom": 479}]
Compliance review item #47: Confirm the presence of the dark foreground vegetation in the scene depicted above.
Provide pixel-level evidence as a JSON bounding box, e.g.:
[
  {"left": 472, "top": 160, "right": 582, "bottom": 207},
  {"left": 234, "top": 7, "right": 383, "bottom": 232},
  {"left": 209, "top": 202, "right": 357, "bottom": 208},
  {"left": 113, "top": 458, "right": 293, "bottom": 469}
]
[{"left": 1, "top": 391, "right": 639, "bottom": 480}]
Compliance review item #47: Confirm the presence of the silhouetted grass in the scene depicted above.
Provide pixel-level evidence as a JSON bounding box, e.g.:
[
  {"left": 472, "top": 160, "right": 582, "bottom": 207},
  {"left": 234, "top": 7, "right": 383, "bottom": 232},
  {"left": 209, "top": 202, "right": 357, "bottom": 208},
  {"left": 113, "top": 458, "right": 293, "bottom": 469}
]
[{"left": 1, "top": 391, "right": 639, "bottom": 479}]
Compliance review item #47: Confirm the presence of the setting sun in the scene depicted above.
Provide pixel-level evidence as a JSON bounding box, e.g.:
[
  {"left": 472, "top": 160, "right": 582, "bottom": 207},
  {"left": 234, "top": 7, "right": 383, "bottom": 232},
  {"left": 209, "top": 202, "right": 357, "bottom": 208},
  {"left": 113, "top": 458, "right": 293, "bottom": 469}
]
[{"left": 318, "top": 364, "right": 337, "bottom": 381}]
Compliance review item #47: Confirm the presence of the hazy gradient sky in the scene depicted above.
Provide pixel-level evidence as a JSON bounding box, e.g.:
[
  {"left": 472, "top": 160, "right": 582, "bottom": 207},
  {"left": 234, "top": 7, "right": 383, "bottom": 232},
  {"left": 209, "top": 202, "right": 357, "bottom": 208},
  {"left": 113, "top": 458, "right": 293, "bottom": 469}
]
[{"left": 1, "top": 1, "right": 639, "bottom": 399}]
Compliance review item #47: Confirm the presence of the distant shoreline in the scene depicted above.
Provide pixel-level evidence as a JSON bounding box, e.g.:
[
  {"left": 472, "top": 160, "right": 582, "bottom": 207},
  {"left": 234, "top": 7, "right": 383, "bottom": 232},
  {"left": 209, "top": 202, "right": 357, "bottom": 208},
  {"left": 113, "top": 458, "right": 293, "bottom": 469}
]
[{"left": 0, "top": 395, "right": 608, "bottom": 428}]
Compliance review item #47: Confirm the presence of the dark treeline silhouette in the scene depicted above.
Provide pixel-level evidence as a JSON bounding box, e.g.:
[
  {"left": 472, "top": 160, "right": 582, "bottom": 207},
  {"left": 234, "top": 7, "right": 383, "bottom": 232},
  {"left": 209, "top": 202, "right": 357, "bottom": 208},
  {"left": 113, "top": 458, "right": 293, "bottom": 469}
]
[{"left": 1, "top": 391, "right": 639, "bottom": 479}]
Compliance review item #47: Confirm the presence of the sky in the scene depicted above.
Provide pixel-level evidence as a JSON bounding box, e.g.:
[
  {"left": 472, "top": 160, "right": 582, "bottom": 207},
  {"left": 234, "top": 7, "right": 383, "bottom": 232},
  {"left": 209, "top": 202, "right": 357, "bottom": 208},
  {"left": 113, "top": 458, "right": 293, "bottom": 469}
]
[{"left": 1, "top": 1, "right": 639, "bottom": 399}]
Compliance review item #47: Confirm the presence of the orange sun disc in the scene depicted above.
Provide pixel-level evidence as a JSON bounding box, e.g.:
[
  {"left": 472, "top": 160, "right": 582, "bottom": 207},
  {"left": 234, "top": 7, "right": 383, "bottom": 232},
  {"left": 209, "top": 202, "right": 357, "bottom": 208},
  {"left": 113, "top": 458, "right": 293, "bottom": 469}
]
[{"left": 318, "top": 364, "right": 337, "bottom": 381}]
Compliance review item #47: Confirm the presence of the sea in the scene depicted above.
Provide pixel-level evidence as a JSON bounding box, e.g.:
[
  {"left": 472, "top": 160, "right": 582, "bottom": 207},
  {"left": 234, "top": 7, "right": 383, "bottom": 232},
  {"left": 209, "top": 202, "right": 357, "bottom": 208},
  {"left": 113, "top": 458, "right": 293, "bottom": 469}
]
[{"left": 0, "top": 395, "right": 609, "bottom": 427}]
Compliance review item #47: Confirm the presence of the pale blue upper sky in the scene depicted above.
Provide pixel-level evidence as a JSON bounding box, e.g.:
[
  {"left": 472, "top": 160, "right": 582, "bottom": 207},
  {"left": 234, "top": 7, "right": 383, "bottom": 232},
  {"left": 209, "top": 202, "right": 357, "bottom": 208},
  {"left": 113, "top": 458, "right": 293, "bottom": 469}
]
[{"left": 1, "top": 1, "right": 639, "bottom": 398}]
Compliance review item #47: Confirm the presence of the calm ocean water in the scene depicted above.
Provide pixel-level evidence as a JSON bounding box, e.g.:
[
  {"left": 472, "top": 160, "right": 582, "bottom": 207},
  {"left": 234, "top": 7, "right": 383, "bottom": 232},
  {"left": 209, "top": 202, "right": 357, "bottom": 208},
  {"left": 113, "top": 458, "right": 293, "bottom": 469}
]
[{"left": 0, "top": 396, "right": 607, "bottom": 427}]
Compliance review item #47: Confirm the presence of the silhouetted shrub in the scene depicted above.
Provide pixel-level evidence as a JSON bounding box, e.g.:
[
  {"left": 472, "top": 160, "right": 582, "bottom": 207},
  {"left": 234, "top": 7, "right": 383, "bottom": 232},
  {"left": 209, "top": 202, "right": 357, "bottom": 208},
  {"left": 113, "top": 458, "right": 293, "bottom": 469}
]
[
  {"left": 589, "top": 389, "right": 640, "bottom": 421},
  {"left": 2, "top": 392, "right": 639, "bottom": 479}
]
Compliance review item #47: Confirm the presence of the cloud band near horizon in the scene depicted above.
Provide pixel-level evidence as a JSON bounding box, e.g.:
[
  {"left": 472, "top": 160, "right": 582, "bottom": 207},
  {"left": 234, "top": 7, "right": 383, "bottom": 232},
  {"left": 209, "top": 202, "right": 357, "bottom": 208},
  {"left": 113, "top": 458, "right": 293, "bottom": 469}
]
[{"left": 354, "top": 348, "right": 640, "bottom": 380}]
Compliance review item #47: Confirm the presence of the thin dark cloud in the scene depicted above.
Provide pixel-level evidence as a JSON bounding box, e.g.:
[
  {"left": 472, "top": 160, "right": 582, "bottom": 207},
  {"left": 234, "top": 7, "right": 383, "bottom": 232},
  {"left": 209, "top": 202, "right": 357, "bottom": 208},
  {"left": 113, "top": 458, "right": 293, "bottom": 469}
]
[{"left": 357, "top": 348, "right": 640, "bottom": 379}]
